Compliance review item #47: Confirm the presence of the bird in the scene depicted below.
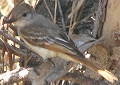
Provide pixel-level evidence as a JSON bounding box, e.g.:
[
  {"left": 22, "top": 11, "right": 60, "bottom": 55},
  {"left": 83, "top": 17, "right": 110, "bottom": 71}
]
[{"left": 4, "top": 3, "right": 118, "bottom": 83}]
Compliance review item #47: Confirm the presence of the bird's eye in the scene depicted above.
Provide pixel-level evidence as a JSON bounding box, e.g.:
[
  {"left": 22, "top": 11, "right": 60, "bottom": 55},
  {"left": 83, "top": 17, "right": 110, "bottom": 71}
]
[{"left": 22, "top": 12, "right": 27, "bottom": 17}]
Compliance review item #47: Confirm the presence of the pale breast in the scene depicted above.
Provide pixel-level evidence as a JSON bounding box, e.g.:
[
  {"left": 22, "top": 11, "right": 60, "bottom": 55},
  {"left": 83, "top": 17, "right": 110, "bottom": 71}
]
[{"left": 27, "top": 43, "right": 58, "bottom": 59}]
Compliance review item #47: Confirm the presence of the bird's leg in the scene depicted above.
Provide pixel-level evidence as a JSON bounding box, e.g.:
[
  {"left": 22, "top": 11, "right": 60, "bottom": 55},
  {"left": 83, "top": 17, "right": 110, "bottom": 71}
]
[{"left": 46, "top": 58, "right": 55, "bottom": 67}]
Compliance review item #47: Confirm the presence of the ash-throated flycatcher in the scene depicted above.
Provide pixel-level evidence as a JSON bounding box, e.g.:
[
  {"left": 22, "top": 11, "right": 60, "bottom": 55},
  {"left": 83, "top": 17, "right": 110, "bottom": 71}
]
[{"left": 4, "top": 3, "right": 118, "bottom": 83}]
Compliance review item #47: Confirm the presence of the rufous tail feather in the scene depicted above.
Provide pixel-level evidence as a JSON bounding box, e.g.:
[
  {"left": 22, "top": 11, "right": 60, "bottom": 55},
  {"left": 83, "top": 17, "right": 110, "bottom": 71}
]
[
  {"left": 98, "top": 69, "right": 118, "bottom": 83},
  {"left": 67, "top": 55, "right": 118, "bottom": 83}
]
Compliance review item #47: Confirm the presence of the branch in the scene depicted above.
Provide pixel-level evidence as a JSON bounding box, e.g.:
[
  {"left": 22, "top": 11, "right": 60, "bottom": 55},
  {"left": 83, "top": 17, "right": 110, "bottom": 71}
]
[
  {"left": 0, "top": 28, "right": 31, "bottom": 51},
  {"left": 0, "top": 67, "right": 29, "bottom": 85},
  {"left": 60, "top": 73, "right": 108, "bottom": 85}
]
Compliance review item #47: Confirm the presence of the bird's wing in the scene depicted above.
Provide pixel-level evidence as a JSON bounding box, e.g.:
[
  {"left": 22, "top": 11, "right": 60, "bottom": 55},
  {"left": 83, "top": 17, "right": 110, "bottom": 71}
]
[{"left": 20, "top": 25, "right": 80, "bottom": 55}]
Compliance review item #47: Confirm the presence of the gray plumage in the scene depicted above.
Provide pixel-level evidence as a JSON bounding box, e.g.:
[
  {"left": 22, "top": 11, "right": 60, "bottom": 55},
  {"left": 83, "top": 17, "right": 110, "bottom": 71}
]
[{"left": 5, "top": 3, "right": 118, "bottom": 83}]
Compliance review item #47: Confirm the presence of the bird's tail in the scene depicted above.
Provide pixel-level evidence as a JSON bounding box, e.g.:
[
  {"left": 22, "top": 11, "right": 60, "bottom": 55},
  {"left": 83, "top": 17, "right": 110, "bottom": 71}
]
[
  {"left": 98, "top": 69, "right": 118, "bottom": 83},
  {"left": 68, "top": 54, "right": 118, "bottom": 83}
]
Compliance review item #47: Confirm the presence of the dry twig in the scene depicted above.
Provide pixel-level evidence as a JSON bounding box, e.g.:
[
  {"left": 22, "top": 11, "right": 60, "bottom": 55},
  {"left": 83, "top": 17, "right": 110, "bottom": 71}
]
[
  {"left": 43, "top": 0, "right": 54, "bottom": 21},
  {"left": 0, "top": 67, "right": 29, "bottom": 85},
  {"left": 53, "top": 0, "right": 58, "bottom": 23},
  {"left": 58, "top": 0, "right": 66, "bottom": 30}
]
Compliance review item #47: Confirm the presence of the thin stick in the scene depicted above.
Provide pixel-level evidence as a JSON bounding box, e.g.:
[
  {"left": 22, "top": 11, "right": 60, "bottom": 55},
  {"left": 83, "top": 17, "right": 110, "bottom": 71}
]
[
  {"left": 58, "top": 0, "right": 66, "bottom": 30},
  {"left": 54, "top": 0, "right": 58, "bottom": 23},
  {"left": 68, "top": 0, "right": 85, "bottom": 19},
  {"left": 76, "top": 0, "right": 86, "bottom": 22},
  {"left": 73, "top": 0, "right": 79, "bottom": 23},
  {"left": 0, "top": 29, "right": 31, "bottom": 51},
  {"left": 68, "top": 0, "right": 86, "bottom": 35},
  {"left": 0, "top": 58, "right": 20, "bottom": 67},
  {"left": 43, "top": 0, "right": 54, "bottom": 21},
  {"left": 76, "top": 12, "right": 95, "bottom": 25},
  {"left": 68, "top": 0, "right": 76, "bottom": 36}
]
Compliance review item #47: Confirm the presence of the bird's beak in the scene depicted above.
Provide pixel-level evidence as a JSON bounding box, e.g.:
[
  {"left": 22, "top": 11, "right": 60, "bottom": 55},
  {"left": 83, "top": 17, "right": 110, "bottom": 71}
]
[{"left": 4, "top": 18, "right": 17, "bottom": 23}]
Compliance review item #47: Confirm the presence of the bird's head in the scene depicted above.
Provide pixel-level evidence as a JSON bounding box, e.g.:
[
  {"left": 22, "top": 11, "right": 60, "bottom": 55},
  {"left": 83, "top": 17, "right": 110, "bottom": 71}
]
[{"left": 4, "top": 3, "right": 35, "bottom": 27}]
